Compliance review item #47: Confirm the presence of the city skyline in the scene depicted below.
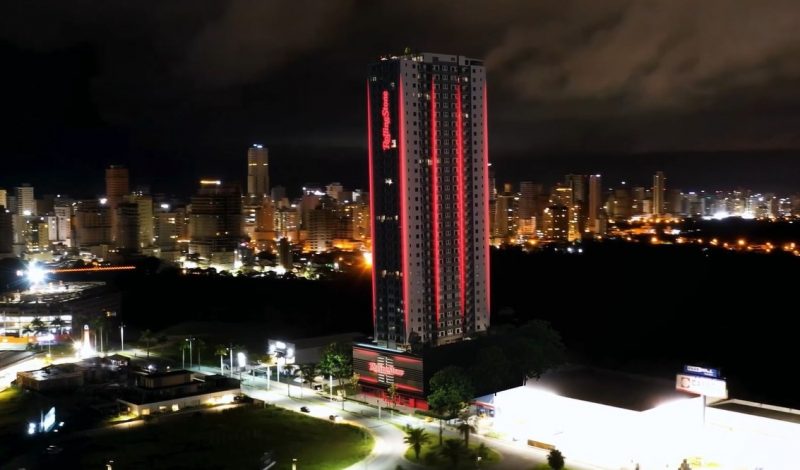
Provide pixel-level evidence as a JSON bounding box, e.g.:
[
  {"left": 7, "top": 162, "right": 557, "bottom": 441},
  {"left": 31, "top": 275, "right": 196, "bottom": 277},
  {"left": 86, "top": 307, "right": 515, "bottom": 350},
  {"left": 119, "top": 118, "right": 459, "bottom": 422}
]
[{"left": 5, "top": 2, "right": 800, "bottom": 195}]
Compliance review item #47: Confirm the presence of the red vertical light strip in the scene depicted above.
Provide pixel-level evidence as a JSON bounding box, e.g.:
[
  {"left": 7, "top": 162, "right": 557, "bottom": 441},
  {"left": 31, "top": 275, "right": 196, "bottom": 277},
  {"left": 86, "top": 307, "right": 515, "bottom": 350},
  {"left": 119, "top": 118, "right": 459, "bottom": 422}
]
[
  {"left": 483, "top": 85, "right": 491, "bottom": 318},
  {"left": 367, "top": 81, "right": 377, "bottom": 328},
  {"left": 430, "top": 78, "right": 440, "bottom": 324},
  {"left": 455, "top": 82, "right": 466, "bottom": 318},
  {"left": 399, "top": 77, "right": 410, "bottom": 342}
]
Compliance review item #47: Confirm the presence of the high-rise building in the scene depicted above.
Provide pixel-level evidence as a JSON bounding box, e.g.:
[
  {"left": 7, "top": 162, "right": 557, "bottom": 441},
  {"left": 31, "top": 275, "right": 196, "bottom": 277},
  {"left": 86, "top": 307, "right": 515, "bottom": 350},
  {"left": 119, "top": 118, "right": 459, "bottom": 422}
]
[
  {"left": 73, "top": 199, "right": 112, "bottom": 254},
  {"left": 247, "top": 145, "right": 269, "bottom": 200},
  {"left": 587, "top": 175, "right": 602, "bottom": 233},
  {"left": 189, "top": 180, "right": 243, "bottom": 267},
  {"left": 367, "top": 51, "right": 490, "bottom": 348},
  {"left": 652, "top": 171, "right": 666, "bottom": 216},
  {"left": 106, "top": 165, "right": 130, "bottom": 243},
  {"left": 15, "top": 184, "right": 35, "bottom": 216},
  {"left": 0, "top": 209, "right": 12, "bottom": 254},
  {"left": 0, "top": 189, "right": 7, "bottom": 210}
]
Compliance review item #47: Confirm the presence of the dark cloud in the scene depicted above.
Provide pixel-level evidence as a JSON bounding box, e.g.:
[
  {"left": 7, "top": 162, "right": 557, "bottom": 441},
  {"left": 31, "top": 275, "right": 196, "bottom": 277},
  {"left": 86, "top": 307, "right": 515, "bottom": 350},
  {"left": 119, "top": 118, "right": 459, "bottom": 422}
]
[{"left": 1, "top": 1, "right": 800, "bottom": 194}]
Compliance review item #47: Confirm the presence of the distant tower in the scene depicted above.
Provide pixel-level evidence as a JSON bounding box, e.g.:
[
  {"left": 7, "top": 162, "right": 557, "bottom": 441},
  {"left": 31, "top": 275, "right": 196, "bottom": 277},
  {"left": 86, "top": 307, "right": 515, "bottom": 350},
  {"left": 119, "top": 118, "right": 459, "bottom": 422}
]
[
  {"left": 587, "top": 175, "right": 602, "bottom": 233},
  {"left": 189, "top": 180, "right": 243, "bottom": 267},
  {"left": 652, "top": 171, "right": 666, "bottom": 216},
  {"left": 106, "top": 165, "right": 130, "bottom": 243},
  {"left": 15, "top": 184, "right": 35, "bottom": 216},
  {"left": 247, "top": 145, "right": 269, "bottom": 200}
]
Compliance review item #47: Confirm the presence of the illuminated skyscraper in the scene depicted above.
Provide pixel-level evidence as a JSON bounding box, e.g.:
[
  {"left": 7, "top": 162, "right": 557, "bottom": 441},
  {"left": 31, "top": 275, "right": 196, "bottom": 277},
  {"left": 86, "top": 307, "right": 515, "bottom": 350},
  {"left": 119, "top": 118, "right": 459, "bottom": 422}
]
[
  {"left": 653, "top": 171, "right": 666, "bottom": 216},
  {"left": 367, "top": 51, "right": 490, "bottom": 349},
  {"left": 587, "top": 175, "right": 602, "bottom": 233},
  {"left": 106, "top": 165, "right": 130, "bottom": 243},
  {"left": 189, "top": 180, "right": 243, "bottom": 267},
  {"left": 247, "top": 145, "right": 269, "bottom": 200},
  {"left": 15, "top": 184, "right": 35, "bottom": 216}
]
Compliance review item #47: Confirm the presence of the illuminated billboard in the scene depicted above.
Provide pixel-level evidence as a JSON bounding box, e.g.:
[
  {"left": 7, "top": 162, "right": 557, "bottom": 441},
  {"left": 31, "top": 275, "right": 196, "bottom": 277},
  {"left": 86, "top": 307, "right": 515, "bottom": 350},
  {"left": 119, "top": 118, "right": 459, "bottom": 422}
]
[
  {"left": 676, "top": 374, "right": 728, "bottom": 399},
  {"left": 353, "top": 344, "right": 424, "bottom": 396}
]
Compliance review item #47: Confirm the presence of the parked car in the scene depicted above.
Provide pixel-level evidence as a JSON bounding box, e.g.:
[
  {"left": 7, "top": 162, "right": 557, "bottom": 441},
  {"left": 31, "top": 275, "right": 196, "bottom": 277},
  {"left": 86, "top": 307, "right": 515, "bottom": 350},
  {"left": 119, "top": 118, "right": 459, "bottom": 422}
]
[
  {"left": 300, "top": 406, "right": 310, "bottom": 413},
  {"left": 44, "top": 445, "right": 63, "bottom": 455}
]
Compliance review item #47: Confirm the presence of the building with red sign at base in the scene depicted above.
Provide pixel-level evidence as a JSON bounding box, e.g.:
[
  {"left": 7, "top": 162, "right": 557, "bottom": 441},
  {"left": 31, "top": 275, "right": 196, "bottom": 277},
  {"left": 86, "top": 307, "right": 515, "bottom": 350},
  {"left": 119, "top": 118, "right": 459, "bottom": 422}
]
[{"left": 361, "top": 51, "right": 491, "bottom": 409}]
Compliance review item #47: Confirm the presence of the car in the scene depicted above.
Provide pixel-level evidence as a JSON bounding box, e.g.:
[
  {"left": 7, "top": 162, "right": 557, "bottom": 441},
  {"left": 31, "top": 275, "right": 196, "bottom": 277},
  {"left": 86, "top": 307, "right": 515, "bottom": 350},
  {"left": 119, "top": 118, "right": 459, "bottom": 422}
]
[
  {"left": 44, "top": 445, "right": 63, "bottom": 455},
  {"left": 328, "top": 414, "right": 341, "bottom": 422},
  {"left": 300, "top": 406, "right": 310, "bottom": 413}
]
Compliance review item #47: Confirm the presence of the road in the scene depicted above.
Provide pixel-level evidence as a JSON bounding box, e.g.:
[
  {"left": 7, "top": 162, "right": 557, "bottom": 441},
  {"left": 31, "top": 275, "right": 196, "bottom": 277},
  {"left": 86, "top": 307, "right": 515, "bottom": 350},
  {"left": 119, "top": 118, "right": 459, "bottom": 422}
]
[{"left": 229, "top": 370, "right": 604, "bottom": 470}]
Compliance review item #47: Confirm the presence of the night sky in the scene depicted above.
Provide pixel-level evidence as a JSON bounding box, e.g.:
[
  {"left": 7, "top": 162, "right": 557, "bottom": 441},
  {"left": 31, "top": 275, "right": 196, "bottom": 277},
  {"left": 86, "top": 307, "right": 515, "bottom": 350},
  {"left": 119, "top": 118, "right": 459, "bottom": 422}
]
[{"left": 2, "top": 1, "right": 800, "bottom": 197}]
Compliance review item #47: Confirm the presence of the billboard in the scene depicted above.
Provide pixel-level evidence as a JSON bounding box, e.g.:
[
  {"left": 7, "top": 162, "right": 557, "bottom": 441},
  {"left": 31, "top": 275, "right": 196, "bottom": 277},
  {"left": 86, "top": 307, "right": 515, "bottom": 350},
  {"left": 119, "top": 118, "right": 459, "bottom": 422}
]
[
  {"left": 353, "top": 345, "right": 424, "bottom": 396},
  {"left": 683, "top": 365, "right": 721, "bottom": 379},
  {"left": 676, "top": 374, "right": 728, "bottom": 399},
  {"left": 267, "top": 340, "right": 295, "bottom": 363}
]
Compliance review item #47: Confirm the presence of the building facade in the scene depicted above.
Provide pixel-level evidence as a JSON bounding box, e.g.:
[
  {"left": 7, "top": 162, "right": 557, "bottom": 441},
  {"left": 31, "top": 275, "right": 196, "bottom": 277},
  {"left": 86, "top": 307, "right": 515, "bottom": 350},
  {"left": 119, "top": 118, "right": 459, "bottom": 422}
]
[
  {"left": 247, "top": 145, "right": 269, "bottom": 200},
  {"left": 367, "top": 52, "right": 490, "bottom": 349}
]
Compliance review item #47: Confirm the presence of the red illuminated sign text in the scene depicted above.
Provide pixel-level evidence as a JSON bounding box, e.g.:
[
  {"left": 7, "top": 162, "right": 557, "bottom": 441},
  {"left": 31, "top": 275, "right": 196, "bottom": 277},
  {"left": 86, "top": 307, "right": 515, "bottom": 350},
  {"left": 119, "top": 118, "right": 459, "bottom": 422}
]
[
  {"left": 369, "top": 362, "right": 405, "bottom": 377},
  {"left": 381, "top": 90, "right": 392, "bottom": 150}
]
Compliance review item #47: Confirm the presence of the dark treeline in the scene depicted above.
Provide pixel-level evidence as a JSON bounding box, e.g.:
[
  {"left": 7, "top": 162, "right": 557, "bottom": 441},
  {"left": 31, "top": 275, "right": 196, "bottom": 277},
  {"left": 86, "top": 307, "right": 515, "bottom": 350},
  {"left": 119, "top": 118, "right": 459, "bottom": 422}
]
[{"left": 492, "top": 240, "right": 800, "bottom": 408}]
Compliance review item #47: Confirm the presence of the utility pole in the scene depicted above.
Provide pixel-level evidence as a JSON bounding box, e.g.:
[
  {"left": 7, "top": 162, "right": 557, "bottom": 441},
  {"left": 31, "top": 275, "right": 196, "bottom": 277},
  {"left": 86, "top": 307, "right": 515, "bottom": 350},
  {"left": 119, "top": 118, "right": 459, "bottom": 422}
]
[
  {"left": 119, "top": 323, "right": 125, "bottom": 351},
  {"left": 229, "top": 344, "right": 234, "bottom": 378}
]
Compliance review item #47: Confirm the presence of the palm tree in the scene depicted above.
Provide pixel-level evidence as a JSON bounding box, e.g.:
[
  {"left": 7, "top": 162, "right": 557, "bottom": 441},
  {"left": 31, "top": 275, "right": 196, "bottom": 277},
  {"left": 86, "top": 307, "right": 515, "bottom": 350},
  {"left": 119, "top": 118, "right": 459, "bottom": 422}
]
[
  {"left": 179, "top": 341, "right": 190, "bottom": 368},
  {"left": 439, "top": 439, "right": 464, "bottom": 467},
  {"left": 139, "top": 329, "right": 155, "bottom": 358},
  {"left": 457, "top": 415, "right": 477, "bottom": 447},
  {"left": 195, "top": 338, "right": 206, "bottom": 368},
  {"left": 31, "top": 317, "right": 47, "bottom": 336},
  {"left": 403, "top": 425, "right": 430, "bottom": 461},
  {"left": 214, "top": 344, "right": 228, "bottom": 374},
  {"left": 50, "top": 316, "right": 65, "bottom": 334}
]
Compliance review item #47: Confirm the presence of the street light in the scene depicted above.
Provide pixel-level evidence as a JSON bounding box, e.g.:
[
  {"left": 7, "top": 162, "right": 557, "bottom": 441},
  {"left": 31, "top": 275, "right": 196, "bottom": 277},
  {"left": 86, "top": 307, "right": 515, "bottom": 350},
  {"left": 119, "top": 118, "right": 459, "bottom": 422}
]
[
  {"left": 119, "top": 323, "right": 125, "bottom": 352},
  {"left": 237, "top": 352, "right": 246, "bottom": 381},
  {"left": 186, "top": 337, "right": 195, "bottom": 369}
]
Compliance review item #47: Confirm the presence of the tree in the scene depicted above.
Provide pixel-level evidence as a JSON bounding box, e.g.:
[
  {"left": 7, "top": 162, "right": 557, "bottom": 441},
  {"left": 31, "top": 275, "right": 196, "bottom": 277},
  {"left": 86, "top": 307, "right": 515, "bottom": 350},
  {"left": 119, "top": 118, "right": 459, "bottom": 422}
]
[
  {"left": 214, "top": 345, "right": 228, "bottom": 373},
  {"left": 50, "top": 316, "right": 65, "bottom": 334},
  {"left": 403, "top": 425, "right": 430, "bottom": 461},
  {"left": 475, "top": 443, "right": 490, "bottom": 461},
  {"left": 470, "top": 345, "right": 514, "bottom": 393},
  {"left": 438, "top": 439, "right": 465, "bottom": 467},
  {"left": 139, "top": 329, "right": 155, "bottom": 358},
  {"left": 195, "top": 338, "right": 206, "bottom": 368},
  {"left": 319, "top": 342, "right": 352, "bottom": 389},
  {"left": 428, "top": 366, "right": 474, "bottom": 445},
  {"left": 547, "top": 448, "right": 565, "bottom": 470},
  {"left": 457, "top": 417, "right": 476, "bottom": 447},
  {"left": 348, "top": 372, "right": 361, "bottom": 396},
  {"left": 30, "top": 317, "right": 47, "bottom": 336},
  {"left": 387, "top": 383, "right": 398, "bottom": 415},
  {"left": 296, "top": 363, "right": 318, "bottom": 397},
  {"left": 509, "top": 320, "right": 566, "bottom": 383}
]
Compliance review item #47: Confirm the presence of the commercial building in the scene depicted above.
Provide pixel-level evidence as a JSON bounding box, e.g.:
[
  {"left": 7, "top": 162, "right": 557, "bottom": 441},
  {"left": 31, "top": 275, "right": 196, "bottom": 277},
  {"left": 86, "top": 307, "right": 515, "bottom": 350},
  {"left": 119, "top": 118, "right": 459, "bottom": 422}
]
[
  {"left": 17, "top": 363, "right": 84, "bottom": 391},
  {"left": 482, "top": 366, "right": 800, "bottom": 470},
  {"left": 118, "top": 369, "right": 241, "bottom": 416},
  {"left": 15, "top": 184, "right": 35, "bottom": 216},
  {"left": 367, "top": 51, "right": 490, "bottom": 350},
  {"left": 0, "top": 281, "right": 120, "bottom": 348}
]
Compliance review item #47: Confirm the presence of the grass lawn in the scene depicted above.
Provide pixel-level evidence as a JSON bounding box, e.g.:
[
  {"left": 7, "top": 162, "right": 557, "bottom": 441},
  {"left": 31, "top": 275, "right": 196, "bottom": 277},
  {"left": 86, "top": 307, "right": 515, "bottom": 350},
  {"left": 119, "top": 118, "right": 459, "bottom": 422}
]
[
  {"left": 0, "top": 386, "right": 52, "bottom": 462},
  {"left": 65, "top": 405, "right": 373, "bottom": 469},
  {"left": 404, "top": 439, "right": 501, "bottom": 468}
]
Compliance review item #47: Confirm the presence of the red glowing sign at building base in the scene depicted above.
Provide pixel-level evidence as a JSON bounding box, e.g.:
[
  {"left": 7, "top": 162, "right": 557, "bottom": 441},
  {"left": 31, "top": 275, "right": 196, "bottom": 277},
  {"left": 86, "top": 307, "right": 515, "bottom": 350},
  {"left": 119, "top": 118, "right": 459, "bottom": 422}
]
[{"left": 368, "top": 362, "right": 405, "bottom": 377}]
